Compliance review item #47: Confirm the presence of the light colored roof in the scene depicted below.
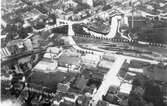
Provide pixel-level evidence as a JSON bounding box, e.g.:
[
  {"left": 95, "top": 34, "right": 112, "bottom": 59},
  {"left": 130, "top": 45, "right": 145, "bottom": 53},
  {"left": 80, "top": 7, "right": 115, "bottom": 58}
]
[
  {"left": 7, "top": 39, "right": 24, "bottom": 46},
  {"left": 33, "top": 60, "right": 56, "bottom": 71},
  {"left": 44, "top": 47, "right": 60, "bottom": 59},
  {"left": 128, "top": 68, "right": 143, "bottom": 73},
  {"left": 110, "top": 77, "right": 121, "bottom": 87},
  {"left": 98, "top": 60, "right": 113, "bottom": 69},
  {"left": 82, "top": 54, "right": 100, "bottom": 61},
  {"left": 57, "top": 67, "right": 68, "bottom": 72},
  {"left": 119, "top": 83, "right": 132, "bottom": 95},
  {"left": 46, "top": 47, "right": 60, "bottom": 54}
]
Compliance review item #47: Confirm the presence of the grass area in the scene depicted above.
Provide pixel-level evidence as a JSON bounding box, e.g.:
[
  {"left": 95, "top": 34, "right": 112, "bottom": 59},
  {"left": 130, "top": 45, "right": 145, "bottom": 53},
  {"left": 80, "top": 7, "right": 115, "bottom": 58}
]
[
  {"left": 29, "top": 71, "right": 76, "bottom": 92},
  {"left": 129, "top": 20, "right": 167, "bottom": 44}
]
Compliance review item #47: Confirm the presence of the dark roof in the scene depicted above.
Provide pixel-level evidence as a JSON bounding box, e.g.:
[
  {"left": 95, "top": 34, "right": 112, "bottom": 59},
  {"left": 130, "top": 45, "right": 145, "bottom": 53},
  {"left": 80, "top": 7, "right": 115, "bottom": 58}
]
[
  {"left": 104, "top": 93, "right": 120, "bottom": 104},
  {"left": 83, "top": 86, "right": 95, "bottom": 94},
  {"left": 59, "top": 101, "right": 74, "bottom": 106},
  {"left": 64, "top": 92, "right": 75, "bottom": 99},
  {"left": 12, "top": 73, "right": 24, "bottom": 81},
  {"left": 57, "top": 83, "right": 69, "bottom": 92},
  {"left": 98, "top": 67, "right": 109, "bottom": 73},
  {"left": 97, "top": 100, "right": 109, "bottom": 106},
  {"left": 1, "top": 80, "right": 11, "bottom": 88},
  {"left": 108, "top": 86, "right": 119, "bottom": 94},
  {"left": 104, "top": 93, "right": 114, "bottom": 103},
  {"left": 92, "top": 73, "right": 104, "bottom": 80},
  {"left": 54, "top": 94, "right": 63, "bottom": 102},
  {"left": 73, "top": 77, "right": 88, "bottom": 90},
  {"left": 77, "top": 95, "right": 91, "bottom": 106},
  {"left": 130, "top": 60, "right": 150, "bottom": 68},
  {"left": 58, "top": 55, "right": 80, "bottom": 67}
]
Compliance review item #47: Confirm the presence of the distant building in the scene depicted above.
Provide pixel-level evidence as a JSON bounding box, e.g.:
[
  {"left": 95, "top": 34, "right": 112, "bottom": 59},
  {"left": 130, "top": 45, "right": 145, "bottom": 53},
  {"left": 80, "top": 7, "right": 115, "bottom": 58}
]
[
  {"left": 82, "top": 0, "right": 94, "bottom": 7},
  {"left": 57, "top": 66, "right": 68, "bottom": 72},
  {"left": 104, "top": 90, "right": 120, "bottom": 105},
  {"left": 128, "top": 68, "right": 144, "bottom": 74},
  {"left": 7, "top": 39, "right": 24, "bottom": 48},
  {"left": 130, "top": 60, "right": 150, "bottom": 68},
  {"left": 64, "top": 0, "right": 78, "bottom": 9},
  {"left": 59, "top": 101, "right": 74, "bottom": 106},
  {"left": 98, "top": 67, "right": 109, "bottom": 74},
  {"left": 33, "top": 58, "right": 57, "bottom": 71},
  {"left": 123, "top": 72, "right": 136, "bottom": 82},
  {"left": 57, "top": 83, "right": 70, "bottom": 92},
  {"left": 24, "top": 38, "right": 33, "bottom": 51},
  {"left": 76, "top": 95, "right": 91, "bottom": 106},
  {"left": 83, "top": 86, "right": 97, "bottom": 97},
  {"left": 6, "top": 39, "right": 26, "bottom": 55},
  {"left": 108, "top": 86, "right": 119, "bottom": 94},
  {"left": 103, "top": 53, "right": 115, "bottom": 62},
  {"left": 43, "top": 47, "right": 61, "bottom": 59},
  {"left": 92, "top": 73, "right": 104, "bottom": 80},
  {"left": 0, "top": 47, "right": 11, "bottom": 57},
  {"left": 81, "top": 54, "right": 100, "bottom": 67},
  {"left": 64, "top": 93, "right": 77, "bottom": 103}
]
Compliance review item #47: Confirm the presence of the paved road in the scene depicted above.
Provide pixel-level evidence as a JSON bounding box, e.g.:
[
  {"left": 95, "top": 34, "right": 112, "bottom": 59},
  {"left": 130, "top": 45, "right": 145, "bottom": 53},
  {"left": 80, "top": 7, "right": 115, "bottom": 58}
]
[
  {"left": 106, "top": 16, "right": 120, "bottom": 38},
  {"left": 68, "top": 36, "right": 103, "bottom": 55},
  {"left": 91, "top": 56, "right": 125, "bottom": 106},
  {"left": 117, "top": 20, "right": 131, "bottom": 40}
]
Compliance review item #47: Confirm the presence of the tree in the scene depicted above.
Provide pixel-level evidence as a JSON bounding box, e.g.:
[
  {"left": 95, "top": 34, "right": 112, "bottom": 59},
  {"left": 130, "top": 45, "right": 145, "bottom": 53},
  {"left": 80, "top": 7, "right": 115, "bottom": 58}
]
[{"left": 143, "top": 81, "right": 164, "bottom": 106}]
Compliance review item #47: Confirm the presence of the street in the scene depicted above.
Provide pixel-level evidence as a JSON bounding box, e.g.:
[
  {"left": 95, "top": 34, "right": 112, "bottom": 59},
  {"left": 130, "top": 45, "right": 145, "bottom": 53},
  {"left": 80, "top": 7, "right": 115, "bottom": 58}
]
[{"left": 91, "top": 56, "right": 125, "bottom": 106}]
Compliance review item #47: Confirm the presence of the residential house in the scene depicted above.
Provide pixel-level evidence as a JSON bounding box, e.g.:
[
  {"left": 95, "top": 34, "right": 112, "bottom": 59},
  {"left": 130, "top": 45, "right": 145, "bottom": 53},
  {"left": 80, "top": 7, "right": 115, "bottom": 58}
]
[
  {"left": 43, "top": 47, "right": 61, "bottom": 60},
  {"left": 76, "top": 95, "right": 91, "bottom": 106},
  {"left": 57, "top": 83, "right": 70, "bottom": 92},
  {"left": 83, "top": 86, "right": 97, "bottom": 97},
  {"left": 63, "top": 93, "right": 77, "bottom": 104}
]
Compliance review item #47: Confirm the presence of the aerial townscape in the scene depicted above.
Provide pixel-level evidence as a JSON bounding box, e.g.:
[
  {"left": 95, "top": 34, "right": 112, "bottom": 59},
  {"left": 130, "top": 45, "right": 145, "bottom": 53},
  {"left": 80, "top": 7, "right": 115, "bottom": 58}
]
[{"left": 1, "top": 0, "right": 167, "bottom": 106}]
